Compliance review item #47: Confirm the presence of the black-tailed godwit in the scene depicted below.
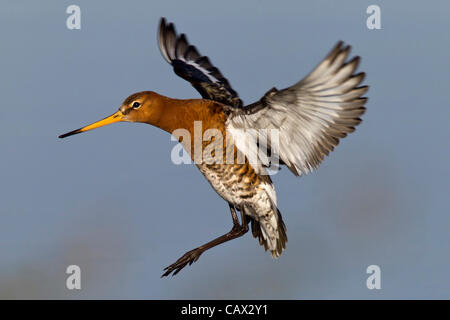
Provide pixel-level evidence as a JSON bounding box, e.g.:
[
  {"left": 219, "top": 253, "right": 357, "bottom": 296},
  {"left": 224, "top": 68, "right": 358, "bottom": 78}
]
[{"left": 59, "top": 18, "right": 368, "bottom": 277}]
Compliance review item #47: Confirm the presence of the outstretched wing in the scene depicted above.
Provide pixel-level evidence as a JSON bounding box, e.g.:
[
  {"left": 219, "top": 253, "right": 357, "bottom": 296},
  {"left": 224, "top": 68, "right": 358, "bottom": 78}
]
[
  {"left": 228, "top": 41, "right": 368, "bottom": 176},
  {"left": 158, "top": 18, "right": 243, "bottom": 108}
]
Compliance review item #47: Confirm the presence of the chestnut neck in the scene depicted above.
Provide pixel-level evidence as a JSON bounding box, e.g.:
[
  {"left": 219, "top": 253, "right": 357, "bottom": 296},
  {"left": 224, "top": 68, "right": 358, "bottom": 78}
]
[{"left": 150, "top": 94, "right": 225, "bottom": 135}]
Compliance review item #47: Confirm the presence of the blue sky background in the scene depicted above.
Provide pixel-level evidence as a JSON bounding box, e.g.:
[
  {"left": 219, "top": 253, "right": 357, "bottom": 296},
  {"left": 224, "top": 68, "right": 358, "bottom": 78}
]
[{"left": 0, "top": 0, "right": 449, "bottom": 298}]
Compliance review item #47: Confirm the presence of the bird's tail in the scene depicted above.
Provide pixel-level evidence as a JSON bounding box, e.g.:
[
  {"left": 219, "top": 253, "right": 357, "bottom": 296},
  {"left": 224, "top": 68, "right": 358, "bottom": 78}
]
[{"left": 248, "top": 207, "right": 287, "bottom": 258}]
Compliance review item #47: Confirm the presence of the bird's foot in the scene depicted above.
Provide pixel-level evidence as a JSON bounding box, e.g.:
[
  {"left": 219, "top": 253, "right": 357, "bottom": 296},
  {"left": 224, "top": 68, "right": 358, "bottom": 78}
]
[{"left": 161, "top": 248, "right": 203, "bottom": 277}]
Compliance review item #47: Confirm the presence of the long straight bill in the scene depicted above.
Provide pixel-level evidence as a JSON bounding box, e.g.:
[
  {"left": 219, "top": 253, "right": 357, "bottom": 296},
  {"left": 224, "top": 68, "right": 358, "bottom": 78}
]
[{"left": 59, "top": 110, "right": 124, "bottom": 139}]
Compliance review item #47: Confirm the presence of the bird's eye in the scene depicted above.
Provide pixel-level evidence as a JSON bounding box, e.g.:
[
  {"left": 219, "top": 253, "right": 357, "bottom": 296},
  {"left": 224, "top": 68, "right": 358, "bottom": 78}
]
[{"left": 132, "top": 102, "right": 141, "bottom": 109}]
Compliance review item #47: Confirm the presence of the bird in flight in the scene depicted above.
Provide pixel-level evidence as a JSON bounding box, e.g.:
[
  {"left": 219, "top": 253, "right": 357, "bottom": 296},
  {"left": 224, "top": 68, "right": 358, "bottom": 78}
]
[{"left": 59, "top": 18, "right": 368, "bottom": 277}]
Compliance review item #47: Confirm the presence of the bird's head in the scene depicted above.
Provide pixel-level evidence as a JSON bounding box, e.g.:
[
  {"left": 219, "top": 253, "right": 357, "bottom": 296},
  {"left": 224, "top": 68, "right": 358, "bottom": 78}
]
[{"left": 59, "top": 91, "right": 165, "bottom": 138}]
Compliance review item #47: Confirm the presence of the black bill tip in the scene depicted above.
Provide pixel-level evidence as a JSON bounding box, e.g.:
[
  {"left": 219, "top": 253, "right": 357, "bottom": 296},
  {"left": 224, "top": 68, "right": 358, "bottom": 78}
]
[{"left": 59, "top": 128, "right": 83, "bottom": 139}]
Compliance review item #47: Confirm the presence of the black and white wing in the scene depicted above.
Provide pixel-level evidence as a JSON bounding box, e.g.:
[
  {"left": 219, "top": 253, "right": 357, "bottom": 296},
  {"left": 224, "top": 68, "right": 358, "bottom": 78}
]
[
  {"left": 228, "top": 41, "right": 368, "bottom": 176},
  {"left": 158, "top": 18, "right": 243, "bottom": 108}
]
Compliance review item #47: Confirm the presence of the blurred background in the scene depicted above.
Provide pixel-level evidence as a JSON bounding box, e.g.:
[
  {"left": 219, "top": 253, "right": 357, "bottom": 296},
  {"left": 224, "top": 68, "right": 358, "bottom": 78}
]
[{"left": 0, "top": 0, "right": 449, "bottom": 299}]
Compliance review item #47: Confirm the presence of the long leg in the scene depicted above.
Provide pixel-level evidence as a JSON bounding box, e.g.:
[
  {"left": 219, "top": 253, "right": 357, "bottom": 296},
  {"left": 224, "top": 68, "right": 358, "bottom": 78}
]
[{"left": 161, "top": 204, "right": 249, "bottom": 277}]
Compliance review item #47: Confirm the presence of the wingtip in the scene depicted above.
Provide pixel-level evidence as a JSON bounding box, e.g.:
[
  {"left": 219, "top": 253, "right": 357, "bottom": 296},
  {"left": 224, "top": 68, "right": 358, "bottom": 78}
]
[
  {"left": 158, "top": 17, "right": 173, "bottom": 64},
  {"left": 326, "top": 41, "right": 348, "bottom": 62},
  {"left": 354, "top": 71, "right": 366, "bottom": 83},
  {"left": 159, "top": 17, "right": 166, "bottom": 27},
  {"left": 158, "top": 17, "right": 167, "bottom": 37},
  {"left": 347, "top": 55, "right": 361, "bottom": 70}
]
